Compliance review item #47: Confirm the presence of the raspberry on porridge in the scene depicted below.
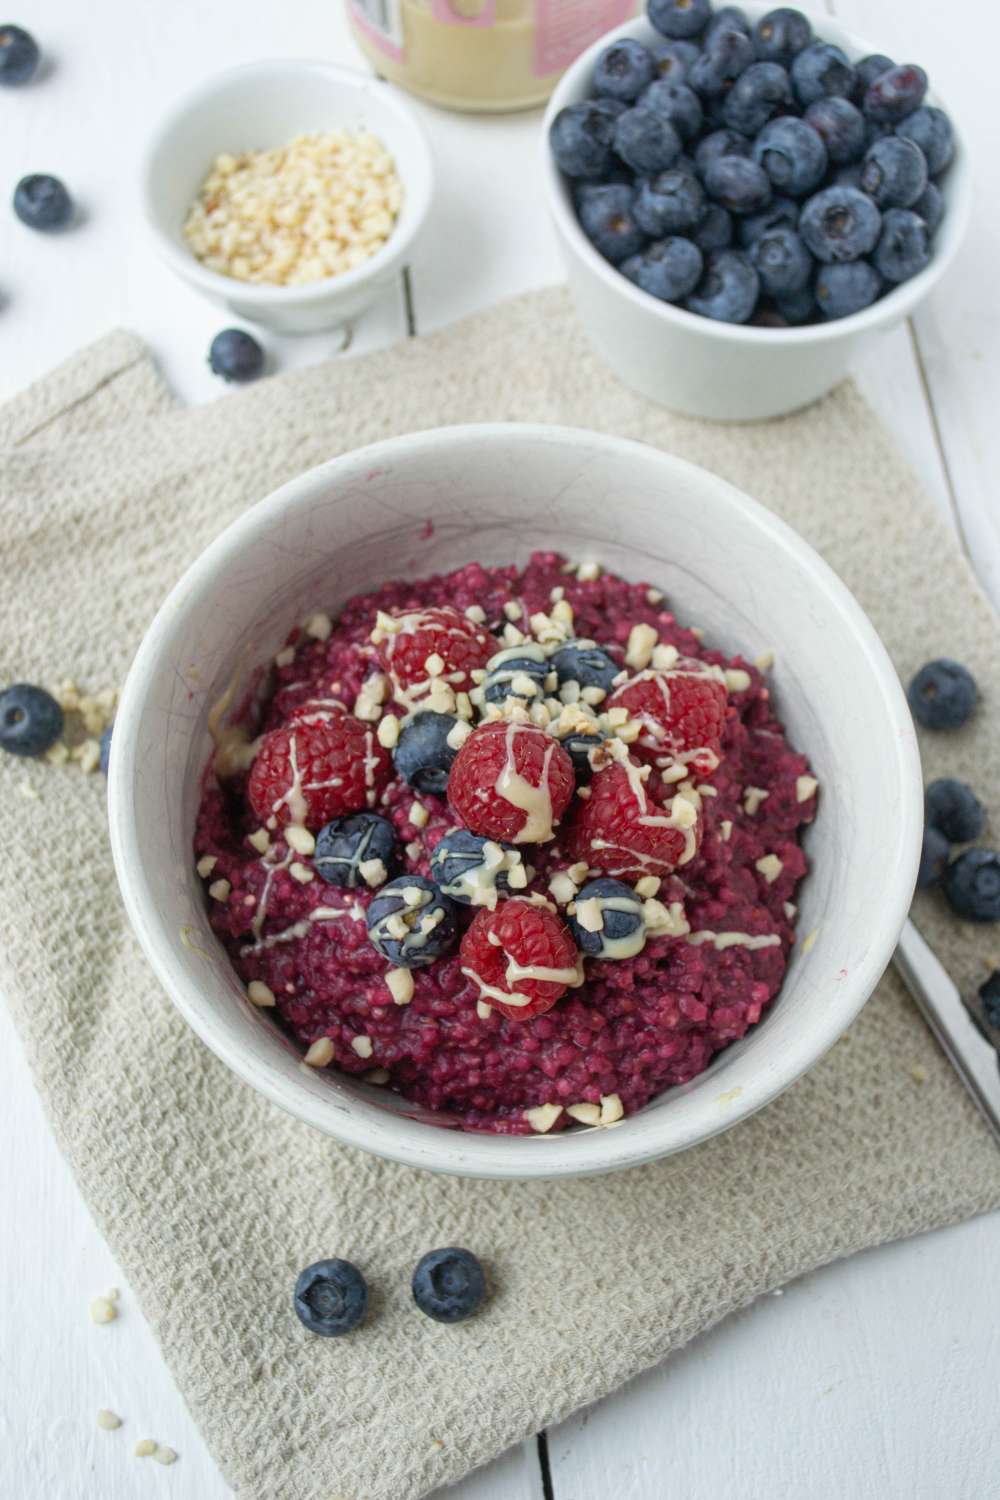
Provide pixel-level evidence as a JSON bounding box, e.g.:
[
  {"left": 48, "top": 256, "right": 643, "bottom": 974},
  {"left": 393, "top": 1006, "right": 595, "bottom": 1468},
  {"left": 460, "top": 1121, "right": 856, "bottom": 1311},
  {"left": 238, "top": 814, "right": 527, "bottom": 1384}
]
[{"left": 195, "top": 552, "right": 816, "bottom": 1136}]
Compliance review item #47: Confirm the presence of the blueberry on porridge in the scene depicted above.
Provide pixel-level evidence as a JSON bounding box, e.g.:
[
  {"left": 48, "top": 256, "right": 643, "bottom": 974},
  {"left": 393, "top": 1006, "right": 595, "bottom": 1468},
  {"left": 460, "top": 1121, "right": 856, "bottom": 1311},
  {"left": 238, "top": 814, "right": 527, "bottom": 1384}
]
[{"left": 195, "top": 553, "right": 817, "bottom": 1136}]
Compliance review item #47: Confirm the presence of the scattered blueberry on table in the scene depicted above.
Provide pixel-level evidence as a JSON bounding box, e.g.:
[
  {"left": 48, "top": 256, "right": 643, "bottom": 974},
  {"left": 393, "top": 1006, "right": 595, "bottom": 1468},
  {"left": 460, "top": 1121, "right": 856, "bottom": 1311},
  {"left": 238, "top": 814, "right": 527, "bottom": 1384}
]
[
  {"left": 925, "top": 778, "right": 985, "bottom": 845},
  {"left": 549, "top": 2, "right": 953, "bottom": 324},
  {"left": 207, "top": 328, "right": 265, "bottom": 383},
  {"left": 0, "top": 684, "right": 64, "bottom": 758},
  {"left": 978, "top": 972, "right": 1000, "bottom": 1029},
  {"left": 411, "top": 1247, "right": 486, "bottom": 1323},
  {"left": 907, "top": 659, "right": 977, "bottom": 730},
  {"left": 99, "top": 723, "right": 113, "bottom": 777},
  {"left": 0, "top": 23, "right": 39, "bottom": 85},
  {"left": 293, "top": 1259, "right": 368, "bottom": 1337},
  {"left": 942, "top": 849, "right": 1000, "bottom": 923},
  {"left": 13, "top": 174, "right": 73, "bottom": 231},
  {"left": 917, "top": 825, "right": 949, "bottom": 889}
]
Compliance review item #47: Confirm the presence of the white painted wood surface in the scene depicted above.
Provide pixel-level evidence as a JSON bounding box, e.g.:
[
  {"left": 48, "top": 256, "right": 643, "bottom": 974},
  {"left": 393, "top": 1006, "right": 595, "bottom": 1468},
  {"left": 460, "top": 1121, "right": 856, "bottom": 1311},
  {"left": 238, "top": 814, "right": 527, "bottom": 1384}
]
[{"left": 2, "top": 2, "right": 1000, "bottom": 1497}]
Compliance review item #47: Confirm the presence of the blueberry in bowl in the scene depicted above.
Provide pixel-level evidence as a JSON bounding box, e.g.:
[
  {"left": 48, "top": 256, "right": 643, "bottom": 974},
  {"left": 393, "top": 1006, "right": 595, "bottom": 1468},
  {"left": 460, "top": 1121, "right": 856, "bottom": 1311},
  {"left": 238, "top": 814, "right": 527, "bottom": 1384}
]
[{"left": 542, "top": 1, "right": 969, "bottom": 418}]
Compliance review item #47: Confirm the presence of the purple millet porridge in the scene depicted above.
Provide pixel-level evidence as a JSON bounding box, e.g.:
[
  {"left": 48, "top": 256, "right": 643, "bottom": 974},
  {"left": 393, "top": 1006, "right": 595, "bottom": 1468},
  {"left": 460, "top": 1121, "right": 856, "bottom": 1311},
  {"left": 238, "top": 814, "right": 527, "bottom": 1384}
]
[{"left": 194, "top": 552, "right": 815, "bottom": 1136}]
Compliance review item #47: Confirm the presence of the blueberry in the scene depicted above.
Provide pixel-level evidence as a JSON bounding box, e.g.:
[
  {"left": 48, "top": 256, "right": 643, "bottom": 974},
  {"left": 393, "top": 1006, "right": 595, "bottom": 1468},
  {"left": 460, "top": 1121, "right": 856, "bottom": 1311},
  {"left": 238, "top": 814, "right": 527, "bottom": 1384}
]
[
  {"left": 689, "top": 28, "right": 754, "bottom": 100},
  {"left": 293, "top": 1259, "right": 367, "bottom": 1337},
  {"left": 315, "top": 812, "right": 397, "bottom": 889},
  {"left": 799, "top": 186, "right": 881, "bottom": 262},
  {"left": 578, "top": 182, "right": 646, "bottom": 264},
  {"left": 737, "top": 194, "right": 798, "bottom": 246},
  {"left": 208, "top": 329, "right": 264, "bottom": 382},
  {"left": 791, "top": 42, "right": 854, "bottom": 108},
  {"left": 705, "top": 6, "right": 750, "bottom": 42},
  {"left": 561, "top": 731, "right": 607, "bottom": 783},
  {"left": 593, "top": 39, "right": 656, "bottom": 103},
  {"left": 483, "top": 644, "right": 551, "bottom": 705},
  {"left": 703, "top": 156, "right": 771, "bottom": 215},
  {"left": 979, "top": 971, "right": 1000, "bottom": 1028},
  {"left": 0, "top": 23, "right": 38, "bottom": 84},
  {"left": 673, "top": 152, "right": 700, "bottom": 180},
  {"left": 430, "top": 829, "right": 524, "bottom": 906},
  {"left": 814, "top": 259, "right": 881, "bottom": 319},
  {"left": 0, "top": 684, "right": 63, "bottom": 757},
  {"left": 550, "top": 641, "right": 621, "bottom": 693},
  {"left": 926, "top": 778, "right": 986, "bottom": 844},
  {"left": 393, "top": 710, "right": 461, "bottom": 794},
  {"left": 751, "top": 7, "right": 811, "bottom": 67},
  {"left": 695, "top": 128, "right": 751, "bottom": 177},
  {"left": 722, "top": 61, "right": 792, "bottom": 135},
  {"left": 896, "top": 107, "right": 954, "bottom": 177},
  {"left": 574, "top": 168, "right": 632, "bottom": 205},
  {"left": 366, "top": 875, "right": 458, "bottom": 967},
  {"left": 774, "top": 283, "right": 816, "bottom": 324},
  {"left": 649, "top": 39, "right": 701, "bottom": 83},
  {"left": 873, "top": 207, "right": 931, "bottom": 283},
  {"left": 412, "top": 1247, "right": 486, "bottom": 1323},
  {"left": 569, "top": 877, "right": 647, "bottom": 959},
  {"left": 750, "top": 226, "right": 812, "bottom": 296},
  {"left": 550, "top": 99, "right": 622, "bottom": 179},
  {"left": 640, "top": 78, "right": 703, "bottom": 142},
  {"left": 613, "top": 106, "right": 682, "bottom": 175},
  {"left": 752, "top": 117, "right": 828, "bottom": 196},
  {"left": 852, "top": 53, "right": 895, "bottom": 104},
  {"left": 99, "top": 723, "right": 113, "bottom": 776},
  {"left": 13, "top": 174, "right": 72, "bottom": 230},
  {"left": 861, "top": 135, "right": 927, "bottom": 209},
  {"left": 912, "top": 182, "right": 944, "bottom": 235},
  {"left": 907, "top": 658, "right": 977, "bottom": 729},
  {"left": 863, "top": 64, "right": 927, "bottom": 125},
  {"left": 685, "top": 248, "right": 759, "bottom": 322},
  {"left": 804, "top": 96, "right": 866, "bottom": 164},
  {"left": 942, "top": 850, "right": 1000, "bottom": 923},
  {"left": 623, "top": 236, "right": 705, "bottom": 302},
  {"left": 633, "top": 169, "right": 706, "bottom": 235},
  {"left": 648, "top": 0, "right": 711, "bottom": 40},
  {"left": 692, "top": 203, "right": 734, "bottom": 251},
  {"left": 917, "top": 825, "right": 950, "bottom": 889}
]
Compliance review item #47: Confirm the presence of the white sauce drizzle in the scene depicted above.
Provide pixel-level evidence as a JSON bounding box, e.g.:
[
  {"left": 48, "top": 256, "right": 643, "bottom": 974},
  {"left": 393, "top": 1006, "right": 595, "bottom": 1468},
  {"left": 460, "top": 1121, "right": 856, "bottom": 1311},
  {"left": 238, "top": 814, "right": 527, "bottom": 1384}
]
[
  {"left": 686, "top": 929, "right": 782, "bottom": 952},
  {"left": 495, "top": 720, "right": 556, "bottom": 843}
]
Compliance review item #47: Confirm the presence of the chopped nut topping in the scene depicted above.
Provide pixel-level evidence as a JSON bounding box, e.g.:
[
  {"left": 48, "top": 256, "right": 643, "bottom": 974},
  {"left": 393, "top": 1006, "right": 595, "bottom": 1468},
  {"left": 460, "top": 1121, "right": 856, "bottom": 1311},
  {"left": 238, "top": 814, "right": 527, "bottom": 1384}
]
[
  {"left": 359, "top": 857, "right": 387, "bottom": 888},
  {"left": 286, "top": 825, "right": 316, "bottom": 856},
  {"left": 634, "top": 875, "right": 660, "bottom": 898},
  {"left": 247, "top": 980, "right": 276, "bottom": 1007},
  {"left": 304, "top": 611, "right": 332, "bottom": 641},
  {"left": 425, "top": 652, "right": 445, "bottom": 676},
  {"left": 725, "top": 668, "right": 751, "bottom": 693},
  {"left": 464, "top": 604, "right": 486, "bottom": 623},
  {"left": 476, "top": 1000, "right": 493, "bottom": 1020},
  {"left": 755, "top": 649, "right": 775, "bottom": 671},
  {"left": 566, "top": 1102, "right": 601, "bottom": 1126},
  {"left": 248, "top": 828, "right": 270, "bottom": 854},
  {"left": 303, "top": 1036, "right": 335, "bottom": 1067},
  {"left": 719, "top": 820, "right": 733, "bottom": 842},
  {"left": 275, "top": 646, "right": 296, "bottom": 668},
  {"left": 525, "top": 1103, "right": 563, "bottom": 1133},
  {"left": 651, "top": 643, "right": 680, "bottom": 671},
  {"left": 351, "top": 1035, "right": 373, "bottom": 1058},
  {"left": 289, "top": 862, "right": 314, "bottom": 884},
  {"left": 755, "top": 854, "right": 783, "bottom": 884},
  {"left": 576, "top": 561, "right": 601, "bottom": 582},
  {"left": 446, "top": 719, "right": 472, "bottom": 751},
  {"left": 386, "top": 968, "right": 415, "bottom": 1005},
  {"left": 599, "top": 1093, "right": 624, "bottom": 1125},
  {"left": 646, "top": 587, "right": 663, "bottom": 605},
  {"left": 208, "top": 878, "right": 231, "bottom": 903},
  {"left": 410, "top": 801, "right": 430, "bottom": 829},
  {"left": 743, "top": 786, "right": 769, "bottom": 816},
  {"left": 625, "top": 623, "right": 658, "bottom": 670},
  {"left": 503, "top": 601, "right": 522, "bottom": 622},
  {"left": 377, "top": 714, "right": 400, "bottom": 749},
  {"left": 196, "top": 854, "right": 217, "bottom": 879},
  {"left": 548, "top": 871, "right": 579, "bottom": 905},
  {"left": 796, "top": 775, "right": 818, "bottom": 803}
]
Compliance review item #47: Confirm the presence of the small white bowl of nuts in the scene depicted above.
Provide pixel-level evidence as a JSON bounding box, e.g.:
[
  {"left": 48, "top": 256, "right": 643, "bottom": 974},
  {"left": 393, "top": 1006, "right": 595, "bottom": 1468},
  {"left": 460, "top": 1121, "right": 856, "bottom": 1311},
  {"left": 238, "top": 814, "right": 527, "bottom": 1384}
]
[{"left": 142, "top": 59, "right": 433, "bottom": 334}]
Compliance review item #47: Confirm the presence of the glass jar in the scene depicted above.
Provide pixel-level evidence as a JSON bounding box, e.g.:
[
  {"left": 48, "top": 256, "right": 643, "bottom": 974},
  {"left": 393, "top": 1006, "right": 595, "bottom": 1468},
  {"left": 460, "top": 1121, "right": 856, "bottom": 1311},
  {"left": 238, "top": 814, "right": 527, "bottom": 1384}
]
[{"left": 346, "top": 0, "right": 637, "bottom": 113}]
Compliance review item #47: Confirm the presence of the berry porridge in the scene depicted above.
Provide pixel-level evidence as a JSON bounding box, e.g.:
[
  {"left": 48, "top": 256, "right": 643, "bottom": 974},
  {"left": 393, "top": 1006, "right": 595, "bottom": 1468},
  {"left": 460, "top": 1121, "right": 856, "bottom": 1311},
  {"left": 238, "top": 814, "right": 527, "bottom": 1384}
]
[{"left": 195, "top": 553, "right": 817, "bottom": 1136}]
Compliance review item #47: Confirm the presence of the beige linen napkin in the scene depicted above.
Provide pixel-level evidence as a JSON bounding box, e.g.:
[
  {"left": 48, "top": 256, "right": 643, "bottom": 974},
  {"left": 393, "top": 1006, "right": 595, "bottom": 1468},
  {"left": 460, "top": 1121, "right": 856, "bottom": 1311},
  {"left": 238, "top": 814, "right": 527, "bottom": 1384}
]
[{"left": 3, "top": 287, "right": 1000, "bottom": 1500}]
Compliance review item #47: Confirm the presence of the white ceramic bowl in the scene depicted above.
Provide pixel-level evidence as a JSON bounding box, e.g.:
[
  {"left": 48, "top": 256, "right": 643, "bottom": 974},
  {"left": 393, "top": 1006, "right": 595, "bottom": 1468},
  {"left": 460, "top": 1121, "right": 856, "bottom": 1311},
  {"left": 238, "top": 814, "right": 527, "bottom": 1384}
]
[
  {"left": 108, "top": 424, "right": 921, "bottom": 1179},
  {"left": 542, "top": 6, "right": 971, "bottom": 420},
  {"left": 141, "top": 60, "right": 433, "bottom": 335}
]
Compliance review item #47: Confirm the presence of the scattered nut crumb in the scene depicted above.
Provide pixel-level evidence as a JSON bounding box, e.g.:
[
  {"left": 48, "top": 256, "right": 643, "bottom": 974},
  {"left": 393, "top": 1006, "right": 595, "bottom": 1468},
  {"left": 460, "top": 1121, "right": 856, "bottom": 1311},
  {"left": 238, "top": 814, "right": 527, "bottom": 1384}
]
[
  {"left": 96, "top": 1410, "right": 122, "bottom": 1431},
  {"left": 153, "top": 1446, "right": 178, "bottom": 1466},
  {"left": 90, "top": 1296, "right": 117, "bottom": 1325},
  {"left": 910, "top": 1064, "right": 929, "bottom": 1084},
  {"left": 134, "top": 1439, "right": 157, "bottom": 1458}
]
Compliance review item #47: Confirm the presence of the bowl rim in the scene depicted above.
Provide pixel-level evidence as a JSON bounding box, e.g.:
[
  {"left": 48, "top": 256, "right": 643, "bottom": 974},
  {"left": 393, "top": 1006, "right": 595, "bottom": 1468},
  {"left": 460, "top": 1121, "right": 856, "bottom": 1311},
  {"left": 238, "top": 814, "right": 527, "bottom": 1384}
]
[
  {"left": 108, "top": 422, "right": 922, "bottom": 1180},
  {"left": 541, "top": 3, "right": 972, "bottom": 345},
  {"left": 139, "top": 57, "right": 433, "bottom": 308}
]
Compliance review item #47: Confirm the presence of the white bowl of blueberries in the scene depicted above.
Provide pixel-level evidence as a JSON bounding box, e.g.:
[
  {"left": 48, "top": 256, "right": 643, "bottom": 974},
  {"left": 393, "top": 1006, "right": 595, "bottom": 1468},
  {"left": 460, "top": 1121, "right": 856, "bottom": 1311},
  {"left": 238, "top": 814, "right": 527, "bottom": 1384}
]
[{"left": 543, "top": 0, "right": 970, "bottom": 421}]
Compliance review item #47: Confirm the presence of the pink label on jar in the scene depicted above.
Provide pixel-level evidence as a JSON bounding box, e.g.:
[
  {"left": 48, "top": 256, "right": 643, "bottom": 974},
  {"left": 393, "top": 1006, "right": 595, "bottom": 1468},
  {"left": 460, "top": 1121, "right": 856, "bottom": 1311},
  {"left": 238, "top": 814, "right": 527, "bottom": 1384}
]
[
  {"left": 534, "top": 0, "right": 634, "bottom": 76},
  {"left": 430, "top": 0, "right": 497, "bottom": 24},
  {"left": 348, "top": 0, "right": 405, "bottom": 61}
]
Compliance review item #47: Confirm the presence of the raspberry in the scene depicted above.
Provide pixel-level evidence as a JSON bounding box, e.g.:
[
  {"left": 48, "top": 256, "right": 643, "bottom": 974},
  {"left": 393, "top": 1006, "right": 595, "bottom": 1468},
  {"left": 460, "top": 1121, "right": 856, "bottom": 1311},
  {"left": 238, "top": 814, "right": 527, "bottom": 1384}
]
[
  {"left": 606, "top": 661, "right": 727, "bottom": 776},
  {"left": 373, "top": 606, "right": 495, "bottom": 709},
  {"left": 459, "top": 899, "right": 582, "bottom": 1021},
  {"left": 448, "top": 720, "right": 575, "bottom": 844},
  {"left": 562, "top": 755, "right": 702, "bottom": 880},
  {"left": 248, "top": 714, "right": 391, "bottom": 831}
]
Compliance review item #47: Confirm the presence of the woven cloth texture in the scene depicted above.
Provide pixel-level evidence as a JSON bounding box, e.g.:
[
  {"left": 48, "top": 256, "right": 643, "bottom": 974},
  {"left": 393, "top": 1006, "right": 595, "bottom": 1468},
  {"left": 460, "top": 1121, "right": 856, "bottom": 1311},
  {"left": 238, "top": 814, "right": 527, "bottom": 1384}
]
[{"left": 2, "top": 287, "right": 1000, "bottom": 1500}]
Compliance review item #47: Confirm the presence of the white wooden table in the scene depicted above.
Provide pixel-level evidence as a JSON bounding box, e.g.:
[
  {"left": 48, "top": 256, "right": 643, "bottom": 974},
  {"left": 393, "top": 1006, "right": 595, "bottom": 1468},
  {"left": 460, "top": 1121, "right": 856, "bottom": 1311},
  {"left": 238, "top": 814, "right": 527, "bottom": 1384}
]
[{"left": 3, "top": 2, "right": 1000, "bottom": 1497}]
